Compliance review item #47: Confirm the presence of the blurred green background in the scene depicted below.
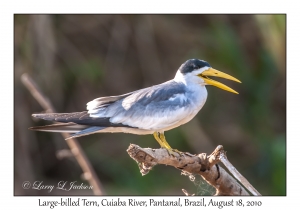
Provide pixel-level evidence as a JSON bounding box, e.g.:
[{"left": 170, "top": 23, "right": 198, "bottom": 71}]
[{"left": 14, "top": 14, "right": 286, "bottom": 195}]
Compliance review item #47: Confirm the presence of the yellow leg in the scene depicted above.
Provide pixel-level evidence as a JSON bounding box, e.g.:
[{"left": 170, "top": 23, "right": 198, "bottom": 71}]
[
  {"left": 158, "top": 132, "right": 172, "bottom": 149},
  {"left": 153, "top": 132, "right": 183, "bottom": 156},
  {"left": 153, "top": 132, "right": 166, "bottom": 148}
]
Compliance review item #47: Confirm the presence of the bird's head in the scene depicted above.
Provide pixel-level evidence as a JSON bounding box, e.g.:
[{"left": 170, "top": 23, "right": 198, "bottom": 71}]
[{"left": 175, "top": 59, "right": 241, "bottom": 94}]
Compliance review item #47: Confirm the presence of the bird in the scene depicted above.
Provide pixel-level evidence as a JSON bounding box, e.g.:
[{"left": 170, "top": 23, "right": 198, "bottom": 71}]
[{"left": 30, "top": 59, "right": 241, "bottom": 156}]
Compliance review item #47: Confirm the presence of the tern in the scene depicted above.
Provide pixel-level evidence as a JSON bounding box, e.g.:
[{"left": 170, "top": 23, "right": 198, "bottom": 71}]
[{"left": 30, "top": 59, "right": 241, "bottom": 155}]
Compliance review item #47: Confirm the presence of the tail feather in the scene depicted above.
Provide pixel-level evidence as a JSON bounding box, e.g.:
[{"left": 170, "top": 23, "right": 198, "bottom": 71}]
[
  {"left": 32, "top": 112, "right": 89, "bottom": 122},
  {"left": 30, "top": 111, "right": 130, "bottom": 139},
  {"left": 29, "top": 122, "right": 88, "bottom": 133},
  {"left": 32, "top": 111, "right": 131, "bottom": 128},
  {"left": 66, "top": 126, "right": 106, "bottom": 139}
]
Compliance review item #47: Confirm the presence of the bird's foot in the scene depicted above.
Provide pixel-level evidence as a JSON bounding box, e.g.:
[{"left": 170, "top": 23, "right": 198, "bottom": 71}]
[
  {"left": 153, "top": 132, "right": 184, "bottom": 157},
  {"left": 166, "top": 148, "right": 184, "bottom": 157}
]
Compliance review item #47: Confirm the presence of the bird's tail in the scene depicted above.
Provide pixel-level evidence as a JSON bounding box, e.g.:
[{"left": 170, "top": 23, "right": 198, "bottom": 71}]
[
  {"left": 30, "top": 112, "right": 107, "bottom": 139},
  {"left": 29, "top": 122, "right": 88, "bottom": 133},
  {"left": 31, "top": 112, "right": 90, "bottom": 123}
]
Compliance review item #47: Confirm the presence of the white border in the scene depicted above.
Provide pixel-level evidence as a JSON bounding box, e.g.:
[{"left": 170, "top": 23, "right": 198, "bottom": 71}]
[{"left": 2, "top": 0, "right": 296, "bottom": 209}]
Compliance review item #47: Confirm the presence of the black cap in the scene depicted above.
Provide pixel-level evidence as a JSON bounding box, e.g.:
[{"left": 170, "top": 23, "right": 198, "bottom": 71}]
[{"left": 179, "top": 59, "right": 211, "bottom": 74}]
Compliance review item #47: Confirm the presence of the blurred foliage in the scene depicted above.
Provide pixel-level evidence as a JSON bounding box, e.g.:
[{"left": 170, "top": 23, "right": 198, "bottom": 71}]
[{"left": 14, "top": 14, "right": 285, "bottom": 195}]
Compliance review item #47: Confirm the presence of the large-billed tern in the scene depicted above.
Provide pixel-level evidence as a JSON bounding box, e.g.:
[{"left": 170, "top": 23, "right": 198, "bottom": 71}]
[{"left": 30, "top": 59, "right": 241, "bottom": 155}]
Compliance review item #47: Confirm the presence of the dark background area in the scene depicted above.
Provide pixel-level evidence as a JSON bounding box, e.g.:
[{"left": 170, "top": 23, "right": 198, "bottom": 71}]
[{"left": 14, "top": 14, "right": 286, "bottom": 195}]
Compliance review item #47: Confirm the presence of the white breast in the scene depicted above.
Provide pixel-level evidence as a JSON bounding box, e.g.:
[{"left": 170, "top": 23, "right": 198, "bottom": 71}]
[{"left": 159, "top": 85, "right": 207, "bottom": 132}]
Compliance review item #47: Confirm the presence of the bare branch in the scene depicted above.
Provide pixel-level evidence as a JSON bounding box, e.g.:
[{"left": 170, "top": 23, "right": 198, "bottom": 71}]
[
  {"left": 219, "top": 152, "right": 261, "bottom": 196},
  {"left": 127, "top": 144, "right": 251, "bottom": 196},
  {"left": 21, "top": 73, "right": 105, "bottom": 195}
]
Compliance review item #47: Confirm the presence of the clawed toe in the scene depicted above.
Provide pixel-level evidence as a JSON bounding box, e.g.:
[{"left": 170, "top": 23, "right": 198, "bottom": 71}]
[{"left": 165, "top": 148, "right": 184, "bottom": 157}]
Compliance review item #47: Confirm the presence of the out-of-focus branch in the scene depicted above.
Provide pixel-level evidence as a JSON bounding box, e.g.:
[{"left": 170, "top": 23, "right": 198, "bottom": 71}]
[
  {"left": 21, "top": 73, "right": 105, "bottom": 195},
  {"left": 127, "top": 144, "right": 260, "bottom": 196}
]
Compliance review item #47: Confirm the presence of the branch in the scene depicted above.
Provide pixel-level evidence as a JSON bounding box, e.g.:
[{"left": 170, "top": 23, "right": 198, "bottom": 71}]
[
  {"left": 127, "top": 144, "right": 260, "bottom": 196},
  {"left": 219, "top": 152, "right": 261, "bottom": 196},
  {"left": 21, "top": 73, "right": 105, "bottom": 195}
]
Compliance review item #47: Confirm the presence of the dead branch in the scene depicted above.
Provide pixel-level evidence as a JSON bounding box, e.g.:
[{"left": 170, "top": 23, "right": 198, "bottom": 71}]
[
  {"left": 21, "top": 73, "right": 105, "bottom": 195},
  {"left": 127, "top": 144, "right": 260, "bottom": 196},
  {"left": 219, "top": 152, "right": 261, "bottom": 196}
]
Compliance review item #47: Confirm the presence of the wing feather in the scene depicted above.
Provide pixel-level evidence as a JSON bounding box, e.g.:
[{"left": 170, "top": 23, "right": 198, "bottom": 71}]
[
  {"left": 32, "top": 111, "right": 134, "bottom": 128},
  {"left": 86, "top": 91, "right": 135, "bottom": 111},
  {"left": 89, "top": 80, "right": 191, "bottom": 130}
]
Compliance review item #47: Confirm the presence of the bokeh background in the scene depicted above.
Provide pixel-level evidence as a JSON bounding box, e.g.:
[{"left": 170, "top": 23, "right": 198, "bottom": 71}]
[{"left": 14, "top": 14, "right": 286, "bottom": 195}]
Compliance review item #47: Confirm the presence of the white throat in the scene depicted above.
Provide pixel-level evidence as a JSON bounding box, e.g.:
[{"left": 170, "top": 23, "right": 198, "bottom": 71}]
[
  {"left": 174, "top": 68, "right": 208, "bottom": 86},
  {"left": 174, "top": 70, "right": 187, "bottom": 84}
]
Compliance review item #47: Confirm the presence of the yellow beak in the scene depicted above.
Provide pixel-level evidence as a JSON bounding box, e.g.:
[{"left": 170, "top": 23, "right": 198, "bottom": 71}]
[{"left": 198, "top": 68, "right": 241, "bottom": 94}]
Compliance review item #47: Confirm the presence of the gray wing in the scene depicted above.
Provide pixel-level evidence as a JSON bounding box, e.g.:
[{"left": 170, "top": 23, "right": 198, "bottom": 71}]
[
  {"left": 88, "top": 80, "right": 190, "bottom": 130},
  {"left": 86, "top": 91, "right": 136, "bottom": 111}
]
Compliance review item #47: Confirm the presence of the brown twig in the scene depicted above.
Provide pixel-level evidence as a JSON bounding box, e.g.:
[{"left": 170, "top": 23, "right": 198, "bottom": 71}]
[
  {"left": 127, "top": 144, "right": 255, "bottom": 196},
  {"left": 21, "top": 73, "right": 105, "bottom": 195}
]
